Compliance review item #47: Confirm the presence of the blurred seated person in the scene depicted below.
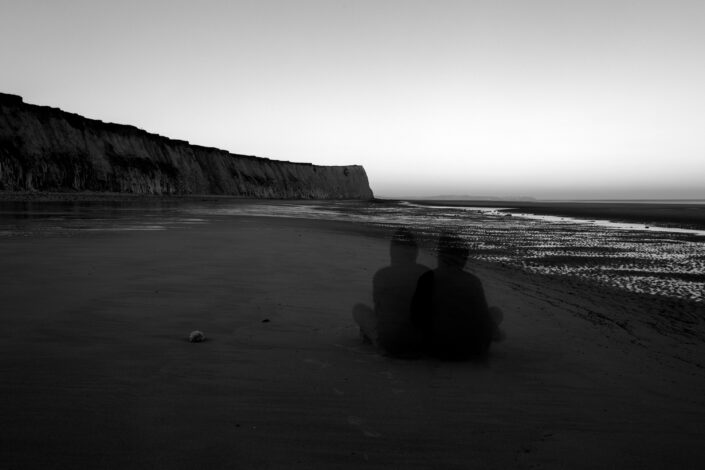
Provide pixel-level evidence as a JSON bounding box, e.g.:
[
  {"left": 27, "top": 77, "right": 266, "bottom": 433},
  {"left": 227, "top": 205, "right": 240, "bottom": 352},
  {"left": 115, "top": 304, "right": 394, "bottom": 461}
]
[
  {"left": 353, "top": 227, "right": 429, "bottom": 357},
  {"left": 411, "top": 232, "right": 505, "bottom": 360}
]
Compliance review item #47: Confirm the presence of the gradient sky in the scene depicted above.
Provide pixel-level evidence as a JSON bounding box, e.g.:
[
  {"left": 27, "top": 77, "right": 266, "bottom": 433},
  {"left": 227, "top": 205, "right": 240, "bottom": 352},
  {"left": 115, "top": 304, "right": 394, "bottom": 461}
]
[{"left": 1, "top": 0, "right": 703, "bottom": 199}]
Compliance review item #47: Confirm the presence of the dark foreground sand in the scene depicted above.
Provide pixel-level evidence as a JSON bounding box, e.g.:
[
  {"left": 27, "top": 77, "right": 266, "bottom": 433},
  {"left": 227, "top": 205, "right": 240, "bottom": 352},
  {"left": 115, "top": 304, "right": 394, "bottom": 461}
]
[{"left": 1, "top": 215, "right": 704, "bottom": 469}]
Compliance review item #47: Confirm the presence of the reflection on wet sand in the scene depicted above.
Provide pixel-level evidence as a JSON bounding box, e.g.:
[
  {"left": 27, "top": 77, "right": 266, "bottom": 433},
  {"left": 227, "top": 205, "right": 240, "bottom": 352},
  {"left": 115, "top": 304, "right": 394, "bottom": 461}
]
[{"left": 2, "top": 199, "right": 703, "bottom": 303}]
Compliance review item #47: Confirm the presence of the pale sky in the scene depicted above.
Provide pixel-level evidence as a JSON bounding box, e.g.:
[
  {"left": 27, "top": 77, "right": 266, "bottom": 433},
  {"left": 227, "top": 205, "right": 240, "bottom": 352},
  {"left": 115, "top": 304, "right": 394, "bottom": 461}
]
[{"left": 1, "top": 0, "right": 704, "bottom": 199}]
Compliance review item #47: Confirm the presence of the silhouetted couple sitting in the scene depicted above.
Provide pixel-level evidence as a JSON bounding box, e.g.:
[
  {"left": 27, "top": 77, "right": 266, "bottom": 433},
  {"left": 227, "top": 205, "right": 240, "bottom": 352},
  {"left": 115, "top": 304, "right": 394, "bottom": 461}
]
[{"left": 353, "top": 228, "right": 504, "bottom": 360}]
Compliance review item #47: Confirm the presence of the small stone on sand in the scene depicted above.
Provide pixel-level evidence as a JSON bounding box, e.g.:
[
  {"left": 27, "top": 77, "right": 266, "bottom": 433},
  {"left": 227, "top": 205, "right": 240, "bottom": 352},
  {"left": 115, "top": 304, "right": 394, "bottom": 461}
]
[{"left": 189, "top": 330, "right": 206, "bottom": 342}]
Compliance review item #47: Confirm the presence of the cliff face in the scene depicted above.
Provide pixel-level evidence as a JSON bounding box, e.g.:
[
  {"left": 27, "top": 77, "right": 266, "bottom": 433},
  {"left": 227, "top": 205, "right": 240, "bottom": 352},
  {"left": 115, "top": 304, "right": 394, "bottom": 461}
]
[{"left": 0, "top": 93, "right": 373, "bottom": 199}]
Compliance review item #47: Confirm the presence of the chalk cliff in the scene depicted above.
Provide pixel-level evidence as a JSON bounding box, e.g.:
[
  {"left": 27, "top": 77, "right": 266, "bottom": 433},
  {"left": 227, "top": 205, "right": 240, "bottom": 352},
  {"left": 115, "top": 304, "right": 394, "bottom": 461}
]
[{"left": 0, "top": 93, "right": 373, "bottom": 199}]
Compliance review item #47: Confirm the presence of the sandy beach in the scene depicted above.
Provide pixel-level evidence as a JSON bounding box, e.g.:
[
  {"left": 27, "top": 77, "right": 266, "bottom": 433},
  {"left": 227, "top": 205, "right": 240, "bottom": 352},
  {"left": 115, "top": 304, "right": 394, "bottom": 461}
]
[{"left": 1, "top": 212, "right": 704, "bottom": 469}]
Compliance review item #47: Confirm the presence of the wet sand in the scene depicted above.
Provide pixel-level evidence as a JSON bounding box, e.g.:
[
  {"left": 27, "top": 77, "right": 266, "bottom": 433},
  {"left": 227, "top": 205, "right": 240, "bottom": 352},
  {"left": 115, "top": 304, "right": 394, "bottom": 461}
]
[
  {"left": 1, "top": 214, "right": 704, "bottom": 469},
  {"left": 411, "top": 199, "right": 705, "bottom": 230}
]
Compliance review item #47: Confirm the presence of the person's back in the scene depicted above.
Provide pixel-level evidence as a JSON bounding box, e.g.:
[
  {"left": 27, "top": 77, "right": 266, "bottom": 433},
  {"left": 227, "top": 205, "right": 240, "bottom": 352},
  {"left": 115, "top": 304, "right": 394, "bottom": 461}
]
[
  {"left": 412, "top": 233, "right": 495, "bottom": 360},
  {"left": 373, "top": 261, "right": 429, "bottom": 353},
  {"left": 353, "top": 227, "right": 428, "bottom": 356}
]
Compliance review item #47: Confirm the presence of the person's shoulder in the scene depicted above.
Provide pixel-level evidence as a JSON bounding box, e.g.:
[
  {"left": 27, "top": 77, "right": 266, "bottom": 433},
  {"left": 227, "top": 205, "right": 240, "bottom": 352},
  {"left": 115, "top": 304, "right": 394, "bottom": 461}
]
[
  {"left": 374, "top": 264, "right": 420, "bottom": 283},
  {"left": 464, "top": 269, "right": 482, "bottom": 282},
  {"left": 374, "top": 265, "right": 392, "bottom": 275},
  {"left": 459, "top": 268, "right": 482, "bottom": 281},
  {"left": 437, "top": 267, "right": 483, "bottom": 286},
  {"left": 462, "top": 270, "right": 485, "bottom": 290},
  {"left": 373, "top": 265, "right": 394, "bottom": 282},
  {"left": 416, "top": 269, "right": 435, "bottom": 284},
  {"left": 413, "top": 263, "right": 431, "bottom": 275}
]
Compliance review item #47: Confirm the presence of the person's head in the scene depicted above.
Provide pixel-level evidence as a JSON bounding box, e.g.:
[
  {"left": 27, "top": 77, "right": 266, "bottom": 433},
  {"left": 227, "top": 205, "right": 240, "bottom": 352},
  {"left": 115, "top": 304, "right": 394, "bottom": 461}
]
[
  {"left": 389, "top": 227, "right": 419, "bottom": 265},
  {"left": 437, "top": 232, "right": 470, "bottom": 268}
]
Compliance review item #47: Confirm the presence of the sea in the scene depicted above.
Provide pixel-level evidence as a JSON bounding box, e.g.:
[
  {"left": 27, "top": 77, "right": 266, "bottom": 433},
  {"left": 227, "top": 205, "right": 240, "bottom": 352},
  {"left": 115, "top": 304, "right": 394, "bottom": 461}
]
[{"left": 1, "top": 198, "right": 704, "bottom": 303}]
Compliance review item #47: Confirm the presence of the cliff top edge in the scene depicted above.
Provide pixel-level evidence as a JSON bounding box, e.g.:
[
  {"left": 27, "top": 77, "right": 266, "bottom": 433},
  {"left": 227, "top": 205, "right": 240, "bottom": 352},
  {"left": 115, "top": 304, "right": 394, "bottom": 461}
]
[{"left": 0, "top": 92, "right": 363, "bottom": 169}]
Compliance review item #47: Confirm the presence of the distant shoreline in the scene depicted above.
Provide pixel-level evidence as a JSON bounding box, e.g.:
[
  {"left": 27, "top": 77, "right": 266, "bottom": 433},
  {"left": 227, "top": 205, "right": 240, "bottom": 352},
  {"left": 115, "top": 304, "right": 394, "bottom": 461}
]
[
  {"left": 2, "top": 191, "right": 704, "bottom": 230},
  {"left": 403, "top": 198, "right": 705, "bottom": 231}
]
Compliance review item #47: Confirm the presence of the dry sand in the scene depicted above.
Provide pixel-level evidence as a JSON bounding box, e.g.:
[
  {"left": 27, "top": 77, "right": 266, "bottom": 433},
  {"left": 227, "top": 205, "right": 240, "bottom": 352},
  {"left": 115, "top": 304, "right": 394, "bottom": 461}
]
[{"left": 1, "top": 214, "right": 704, "bottom": 469}]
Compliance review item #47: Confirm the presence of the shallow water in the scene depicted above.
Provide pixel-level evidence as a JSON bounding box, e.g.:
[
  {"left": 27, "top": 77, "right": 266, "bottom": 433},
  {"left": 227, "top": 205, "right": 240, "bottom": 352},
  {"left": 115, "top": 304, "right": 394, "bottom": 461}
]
[
  {"left": 1, "top": 199, "right": 704, "bottom": 303},
  {"left": 190, "top": 200, "right": 705, "bottom": 303},
  {"left": 510, "top": 212, "right": 705, "bottom": 237}
]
